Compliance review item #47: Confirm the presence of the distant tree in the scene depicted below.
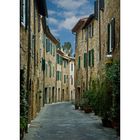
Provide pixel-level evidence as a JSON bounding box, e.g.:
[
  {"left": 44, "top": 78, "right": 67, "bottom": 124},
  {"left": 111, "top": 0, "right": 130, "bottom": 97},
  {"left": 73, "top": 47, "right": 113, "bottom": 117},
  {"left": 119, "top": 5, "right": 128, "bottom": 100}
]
[{"left": 62, "top": 42, "right": 72, "bottom": 56}]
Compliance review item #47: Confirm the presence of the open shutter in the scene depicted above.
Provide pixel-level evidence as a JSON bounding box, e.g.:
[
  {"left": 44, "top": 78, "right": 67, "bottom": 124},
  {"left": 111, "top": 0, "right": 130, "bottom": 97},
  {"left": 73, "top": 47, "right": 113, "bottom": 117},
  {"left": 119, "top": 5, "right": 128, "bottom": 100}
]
[
  {"left": 25, "top": 0, "right": 28, "bottom": 29},
  {"left": 78, "top": 56, "right": 80, "bottom": 69},
  {"left": 92, "top": 49, "right": 94, "bottom": 66},
  {"left": 111, "top": 18, "right": 115, "bottom": 50},
  {"left": 84, "top": 53, "right": 87, "bottom": 68},
  {"left": 88, "top": 51, "right": 91, "bottom": 66},
  {"left": 94, "top": 0, "right": 98, "bottom": 20},
  {"left": 107, "top": 23, "right": 110, "bottom": 54},
  {"left": 42, "top": 58, "right": 45, "bottom": 71},
  {"left": 99, "top": 0, "right": 104, "bottom": 11}
]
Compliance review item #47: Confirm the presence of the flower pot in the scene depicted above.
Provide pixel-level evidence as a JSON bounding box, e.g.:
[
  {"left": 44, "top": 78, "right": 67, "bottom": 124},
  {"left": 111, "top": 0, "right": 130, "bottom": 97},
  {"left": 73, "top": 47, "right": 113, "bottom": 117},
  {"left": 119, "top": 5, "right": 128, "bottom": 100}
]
[
  {"left": 75, "top": 105, "right": 79, "bottom": 110},
  {"left": 84, "top": 107, "right": 92, "bottom": 113},
  {"left": 102, "top": 118, "right": 112, "bottom": 128}
]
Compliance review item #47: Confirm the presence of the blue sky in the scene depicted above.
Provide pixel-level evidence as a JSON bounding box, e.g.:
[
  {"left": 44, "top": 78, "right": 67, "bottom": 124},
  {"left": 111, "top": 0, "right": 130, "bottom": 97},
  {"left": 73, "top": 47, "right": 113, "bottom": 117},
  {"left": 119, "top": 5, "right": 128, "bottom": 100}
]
[{"left": 46, "top": 0, "right": 95, "bottom": 55}]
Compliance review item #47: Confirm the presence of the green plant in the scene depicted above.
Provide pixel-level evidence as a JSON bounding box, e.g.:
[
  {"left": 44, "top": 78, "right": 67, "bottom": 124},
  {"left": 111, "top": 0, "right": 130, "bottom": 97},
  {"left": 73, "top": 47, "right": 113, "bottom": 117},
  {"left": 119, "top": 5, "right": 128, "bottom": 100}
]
[{"left": 20, "top": 68, "right": 28, "bottom": 138}]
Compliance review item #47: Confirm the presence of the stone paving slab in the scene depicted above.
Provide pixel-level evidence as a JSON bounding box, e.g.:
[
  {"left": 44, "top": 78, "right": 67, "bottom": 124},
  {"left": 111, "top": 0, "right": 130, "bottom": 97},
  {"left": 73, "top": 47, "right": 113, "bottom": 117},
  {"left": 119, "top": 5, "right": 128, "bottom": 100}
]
[{"left": 23, "top": 102, "right": 120, "bottom": 140}]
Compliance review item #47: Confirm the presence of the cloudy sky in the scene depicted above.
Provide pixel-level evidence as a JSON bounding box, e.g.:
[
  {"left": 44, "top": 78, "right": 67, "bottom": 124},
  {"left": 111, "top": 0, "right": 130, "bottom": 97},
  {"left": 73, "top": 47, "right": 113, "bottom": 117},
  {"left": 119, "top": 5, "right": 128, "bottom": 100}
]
[{"left": 47, "top": 0, "right": 95, "bottom": 55}]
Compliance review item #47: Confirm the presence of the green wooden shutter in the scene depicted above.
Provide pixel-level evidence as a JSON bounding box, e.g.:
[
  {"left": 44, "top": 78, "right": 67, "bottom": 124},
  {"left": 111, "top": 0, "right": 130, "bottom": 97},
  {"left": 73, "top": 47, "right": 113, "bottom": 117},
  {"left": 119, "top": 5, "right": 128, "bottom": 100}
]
[
  {"left": 107, "top": 23, "right": 110, "bottom": 54},
  {"left": 111, "top": 18, "right": 115, "bottom": 50},
  {"left": 78, "top": 56, "right": 80, "bottom": 69},
  {"left": 88, "top": 51, "right": 91, "bottom": 66},
  {"left": 92, "top": 49, "right": 94, "bottom": 66},
  {"left": 84, "top": 53, "right": 87, "bottom": 68}
]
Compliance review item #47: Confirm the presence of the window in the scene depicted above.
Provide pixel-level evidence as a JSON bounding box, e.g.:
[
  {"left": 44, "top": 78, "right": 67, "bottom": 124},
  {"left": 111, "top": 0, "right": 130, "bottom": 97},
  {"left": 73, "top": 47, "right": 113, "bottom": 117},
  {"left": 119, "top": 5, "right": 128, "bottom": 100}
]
[
  {"left": 64, "top": 75, "right": 66, "bottom": 83},
  {"left": 94, "top": 0, "right": 98, "bottom": 20},
  {"left": 53, "top": 66, "right": 54, "bottom": 77},
  {"left": 92, "top": 22, "right": 94, "bottom": 36},
  {"left": 46, "top": 63, "right": 48, "bottom": 76},
  {"left": 53, "top": 45, "right": 55, "bottom": 56},
  {"left": 99, "top": 0, "right": 104, "bottom": 11},
  {"left": 84, "top": 53, "right": 87, "bottom": 68},
  {"left": 107, "top": 18, "right": 115, "bottom": 56},
  {"left": 78, "top": 56, "right": 80, "bottom": 69},
  {"left": 64, "top": 60, "right": 67, "bottom": 68},
  {"left": 42, "top": 58, "right": 45, "bottom": 71},
  {"left": 71, "top": 75, "right": 73, "bottom": 85},
  {"left": 49, "top": 64, "right": 51, "bottom": 78},
  {"left": 20, "top": 0, "right": 27, "bottom": 26},
  {"left": 46, "top": 39, "right": 50, "bottom": 52},
  {"left": 88, "top": 25, "right": 91, "bottom": 38},
  {"left": 91, "top": 49, "right": 94, "bottom": 66},
  {"left": 71, "top": 64, "right": 73, "bottom": 71}
]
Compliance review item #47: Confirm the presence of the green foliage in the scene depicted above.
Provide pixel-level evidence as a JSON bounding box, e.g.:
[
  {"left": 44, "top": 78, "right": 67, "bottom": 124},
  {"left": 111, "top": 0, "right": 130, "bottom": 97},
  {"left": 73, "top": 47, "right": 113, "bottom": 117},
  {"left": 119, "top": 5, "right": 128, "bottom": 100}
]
[
  {"left": 20, "top": 68, "right": 28, "bottom": 135},
  {"left": 62, "top": 42, "right": 72, "bottom": 56},
  {"left": 83, "top": 61, "right": 120, "bottom": 126}
]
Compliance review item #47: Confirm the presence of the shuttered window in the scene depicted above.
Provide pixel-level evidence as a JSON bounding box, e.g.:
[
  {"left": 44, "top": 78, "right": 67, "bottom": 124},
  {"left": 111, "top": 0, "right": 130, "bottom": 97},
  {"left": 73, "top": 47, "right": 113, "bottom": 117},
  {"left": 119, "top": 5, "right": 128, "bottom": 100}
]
[
  {"left": 57, "top": 54, "right": 59, "bottom": 64},
  {"left": 111, "top": 18, "right": 115, "bottom": 51},
  {"left": 42, "top": 58, "right": 45, "bottom": 71},
  {"left": 64, "top": 75, "right": 66, "bottom": 83},
  {"left": 107, "top": 18, "right": 115, "bottom": 54},
  {"left": 84, "top": 53, "right": 87, "bottom": 68},
  {"left": 94, "top": 0, "right": 98, "bottom": 20},
  {"left": 78, "top": 56, "right": 80, "bottom": 69},
  {"left": 21, "top": 0, "right": 26, "bottom": 26},
  {"left": 99, "top": 0, "right": 104, "bottom": 11},
  {"left": 46, "top": 63, "right": 48, "bottom": 76},
  {"left": 49, "top": 64, "right": 51, "bottom": 78},
  {"left": 46, "top": 39, "right": 50, "bottom": 52},
  {"left": 92, "top": 49, "right": 94, "bottom": 66},
  {"left": 88, "top": 51, "right": 91, "bottom": 66}
]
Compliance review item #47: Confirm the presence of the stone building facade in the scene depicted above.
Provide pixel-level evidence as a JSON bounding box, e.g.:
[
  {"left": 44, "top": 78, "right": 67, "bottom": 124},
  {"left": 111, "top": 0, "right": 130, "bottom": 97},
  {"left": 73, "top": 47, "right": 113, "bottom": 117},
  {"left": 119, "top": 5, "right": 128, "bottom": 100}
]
[
  {"left": 69, "top": 58, "right": 75, "bottom": 102},
  {"left": 56, "top": 48, "right": 75, "bottom": 102},
  {"left": 72, "top": 0, "right": 120, "bottom": 106},
  {"left": 20, "top": 0, "right": 53, "bottom": 125}
]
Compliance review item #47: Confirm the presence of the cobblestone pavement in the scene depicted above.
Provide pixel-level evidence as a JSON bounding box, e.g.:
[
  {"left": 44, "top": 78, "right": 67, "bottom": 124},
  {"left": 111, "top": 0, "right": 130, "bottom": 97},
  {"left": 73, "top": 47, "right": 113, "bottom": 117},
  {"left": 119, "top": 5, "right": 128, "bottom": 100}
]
[{"left": 23, "top": 102, "right": 120, "bottom": 140}]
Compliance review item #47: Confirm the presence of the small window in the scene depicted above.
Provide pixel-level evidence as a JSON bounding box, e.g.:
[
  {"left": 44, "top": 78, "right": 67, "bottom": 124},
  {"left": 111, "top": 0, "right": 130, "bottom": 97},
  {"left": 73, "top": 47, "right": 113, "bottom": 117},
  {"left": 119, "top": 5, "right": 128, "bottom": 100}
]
[
  {"left": 78, "top": 56, "right": 80, "bottom": 69},
  {"left": 71, "top": 64, "right": 73, "bottom": 71},
  {"left": 99, "top": 0, "right": 104, "bottom": 11},
  {"left": 20, "top": 0, "right": 26, "bottom": 26},
  {"left": 107, "top": 18, "right": 115, "bottom": 56}
]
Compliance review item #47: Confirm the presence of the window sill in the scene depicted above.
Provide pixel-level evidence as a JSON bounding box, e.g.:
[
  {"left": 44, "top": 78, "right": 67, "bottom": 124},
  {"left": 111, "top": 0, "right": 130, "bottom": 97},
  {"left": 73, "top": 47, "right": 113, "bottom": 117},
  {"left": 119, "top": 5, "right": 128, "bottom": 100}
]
[{"left": 106, "top": 54, "right": 112, "bottom": 58}]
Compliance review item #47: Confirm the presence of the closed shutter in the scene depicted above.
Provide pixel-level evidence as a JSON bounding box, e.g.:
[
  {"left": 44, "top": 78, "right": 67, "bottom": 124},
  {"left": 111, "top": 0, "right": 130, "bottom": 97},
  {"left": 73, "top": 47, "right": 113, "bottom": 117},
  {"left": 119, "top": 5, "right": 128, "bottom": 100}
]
[
  {"left": 111, "top": 18, "right": 115, "bottom": 50},
  {"left": 94, "top": 0, "right": 98, "bottom": 20},
  {"left": 99, "top": 0, "right": 104, "bottom": 11},
  {"left": 92, "top": 49, "right": 94, "bottom": 66},
  {"left": 107, "top": 23, "right": 110, "bottom": 54}
]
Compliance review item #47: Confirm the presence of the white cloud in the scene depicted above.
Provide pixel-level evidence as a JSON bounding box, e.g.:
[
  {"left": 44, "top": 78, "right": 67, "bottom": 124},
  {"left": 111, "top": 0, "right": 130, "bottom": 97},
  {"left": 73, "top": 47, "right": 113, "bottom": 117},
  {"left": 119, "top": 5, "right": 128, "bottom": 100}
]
[
  {"left": 51, "top": 29, "right": 60, "bottom": 37},
  {"left": 48, "top": 10, "right": 56, "bottom": 16},
  {"left": 48, "top": 17, "right": 58, "bottom": 25},
  {"left": 52, "top": 0, "right": 88, "bottom": 10},
  {"left": 59, "top": 16, "right": 79, "bottom": 30}
]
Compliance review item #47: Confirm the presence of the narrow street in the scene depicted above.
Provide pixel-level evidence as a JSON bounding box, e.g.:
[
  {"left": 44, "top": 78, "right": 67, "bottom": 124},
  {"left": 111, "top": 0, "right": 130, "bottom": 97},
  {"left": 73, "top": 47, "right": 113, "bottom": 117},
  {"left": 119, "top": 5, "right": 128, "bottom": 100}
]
[{"left": 23, "top": 102, "right": 119, "bottom": 140}]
